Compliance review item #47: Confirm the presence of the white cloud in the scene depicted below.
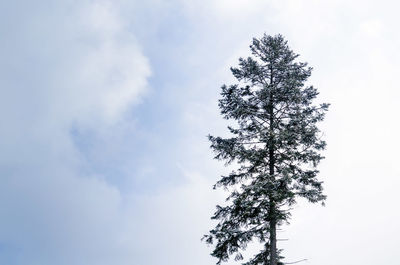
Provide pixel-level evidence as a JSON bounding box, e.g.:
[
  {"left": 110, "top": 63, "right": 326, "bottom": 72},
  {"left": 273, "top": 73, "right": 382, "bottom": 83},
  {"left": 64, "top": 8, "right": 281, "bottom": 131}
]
[
  {"left": 50, "top": 0, "right": 150, "bottom": 127},
  {"left": 2, "top": 0, "right": 400, "bottom": 264},
  {"left": 0, "top": 0, "right": 151, "bottom": 264}
]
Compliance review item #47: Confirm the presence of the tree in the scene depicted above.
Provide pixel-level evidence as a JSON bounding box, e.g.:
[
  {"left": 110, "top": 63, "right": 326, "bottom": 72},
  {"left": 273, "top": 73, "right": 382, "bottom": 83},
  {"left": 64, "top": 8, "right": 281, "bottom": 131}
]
[{"left": 203, "top": 34, "right": 329, "bottom": 265}]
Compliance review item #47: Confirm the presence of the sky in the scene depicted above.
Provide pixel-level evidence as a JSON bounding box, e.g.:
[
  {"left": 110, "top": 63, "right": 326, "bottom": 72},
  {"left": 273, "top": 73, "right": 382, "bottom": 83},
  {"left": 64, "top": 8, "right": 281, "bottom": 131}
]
[{"left": 1, "top": 0, "right": 400, "bottom": 264}]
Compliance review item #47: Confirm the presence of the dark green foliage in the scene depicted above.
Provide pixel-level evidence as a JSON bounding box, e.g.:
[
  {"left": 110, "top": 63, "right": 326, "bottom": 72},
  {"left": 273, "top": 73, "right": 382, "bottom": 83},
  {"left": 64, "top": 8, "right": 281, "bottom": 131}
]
[{"left": 203, "top": 34, "right": 329, "bottom": 265}]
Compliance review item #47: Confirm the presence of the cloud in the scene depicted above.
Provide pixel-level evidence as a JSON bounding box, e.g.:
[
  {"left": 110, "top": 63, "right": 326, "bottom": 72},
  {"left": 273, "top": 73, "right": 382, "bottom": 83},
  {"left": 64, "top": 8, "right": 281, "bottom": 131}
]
[
  {"left": 0, "top": 0, "right": 151, "bottom": 264},
  {"left": 2, "top": 0, "right": 400, "bottom": 265}
]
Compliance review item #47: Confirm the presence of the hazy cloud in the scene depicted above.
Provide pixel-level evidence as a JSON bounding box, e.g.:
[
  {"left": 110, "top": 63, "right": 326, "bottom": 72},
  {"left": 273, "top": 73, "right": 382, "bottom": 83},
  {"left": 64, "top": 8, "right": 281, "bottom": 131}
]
[{"left": 1, "top": 1, "right": 400, "bottom": 265}]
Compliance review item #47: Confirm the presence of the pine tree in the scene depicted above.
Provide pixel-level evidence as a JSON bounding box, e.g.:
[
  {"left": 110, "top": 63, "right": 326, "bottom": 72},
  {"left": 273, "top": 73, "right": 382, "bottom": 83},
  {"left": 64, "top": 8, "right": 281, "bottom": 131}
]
[{"left": 203, "top": 34, "right": 329, "bottom": 265}]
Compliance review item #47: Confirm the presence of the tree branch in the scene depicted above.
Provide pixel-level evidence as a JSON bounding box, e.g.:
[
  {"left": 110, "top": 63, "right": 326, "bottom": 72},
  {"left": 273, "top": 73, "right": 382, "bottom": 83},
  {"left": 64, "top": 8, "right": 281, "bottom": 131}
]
[{"left": 284, "top": 259, "right": 307, "bottom": 264}]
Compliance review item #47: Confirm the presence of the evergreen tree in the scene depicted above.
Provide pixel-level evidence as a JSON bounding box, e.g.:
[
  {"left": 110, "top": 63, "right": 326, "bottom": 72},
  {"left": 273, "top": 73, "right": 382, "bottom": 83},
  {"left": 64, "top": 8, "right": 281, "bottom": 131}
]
[{"left": 203, "top": 34, "right": 329, "bottom": 265}]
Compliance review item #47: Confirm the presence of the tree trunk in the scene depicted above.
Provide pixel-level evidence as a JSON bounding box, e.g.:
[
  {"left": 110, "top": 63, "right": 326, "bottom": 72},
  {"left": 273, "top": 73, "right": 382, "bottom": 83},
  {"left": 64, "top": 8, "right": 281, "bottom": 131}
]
[
  {"left": 270, "top": 216, "right": 277, "bottom": 265},
  {"left": 268, "top": 153, "right": 277, "bottom": 265},
  {"left": 268, "top": 68, "right": 277, "bottom": 265},
  {"left": 268, "top": 143, "right": 277, "bottom": 265}
]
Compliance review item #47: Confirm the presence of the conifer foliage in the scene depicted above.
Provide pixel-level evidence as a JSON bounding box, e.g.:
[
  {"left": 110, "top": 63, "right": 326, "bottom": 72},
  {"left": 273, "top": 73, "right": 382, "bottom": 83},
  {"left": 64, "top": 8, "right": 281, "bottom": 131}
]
[{"left": 203, "top": 34, "right": 329, "bottom": 265}]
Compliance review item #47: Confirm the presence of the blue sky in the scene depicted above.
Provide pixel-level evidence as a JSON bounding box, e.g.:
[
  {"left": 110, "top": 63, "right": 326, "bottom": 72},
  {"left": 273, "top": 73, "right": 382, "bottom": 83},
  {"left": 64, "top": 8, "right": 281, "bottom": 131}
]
[{"left": 1, "top": 0, "right": 400, "bottom": 265}]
